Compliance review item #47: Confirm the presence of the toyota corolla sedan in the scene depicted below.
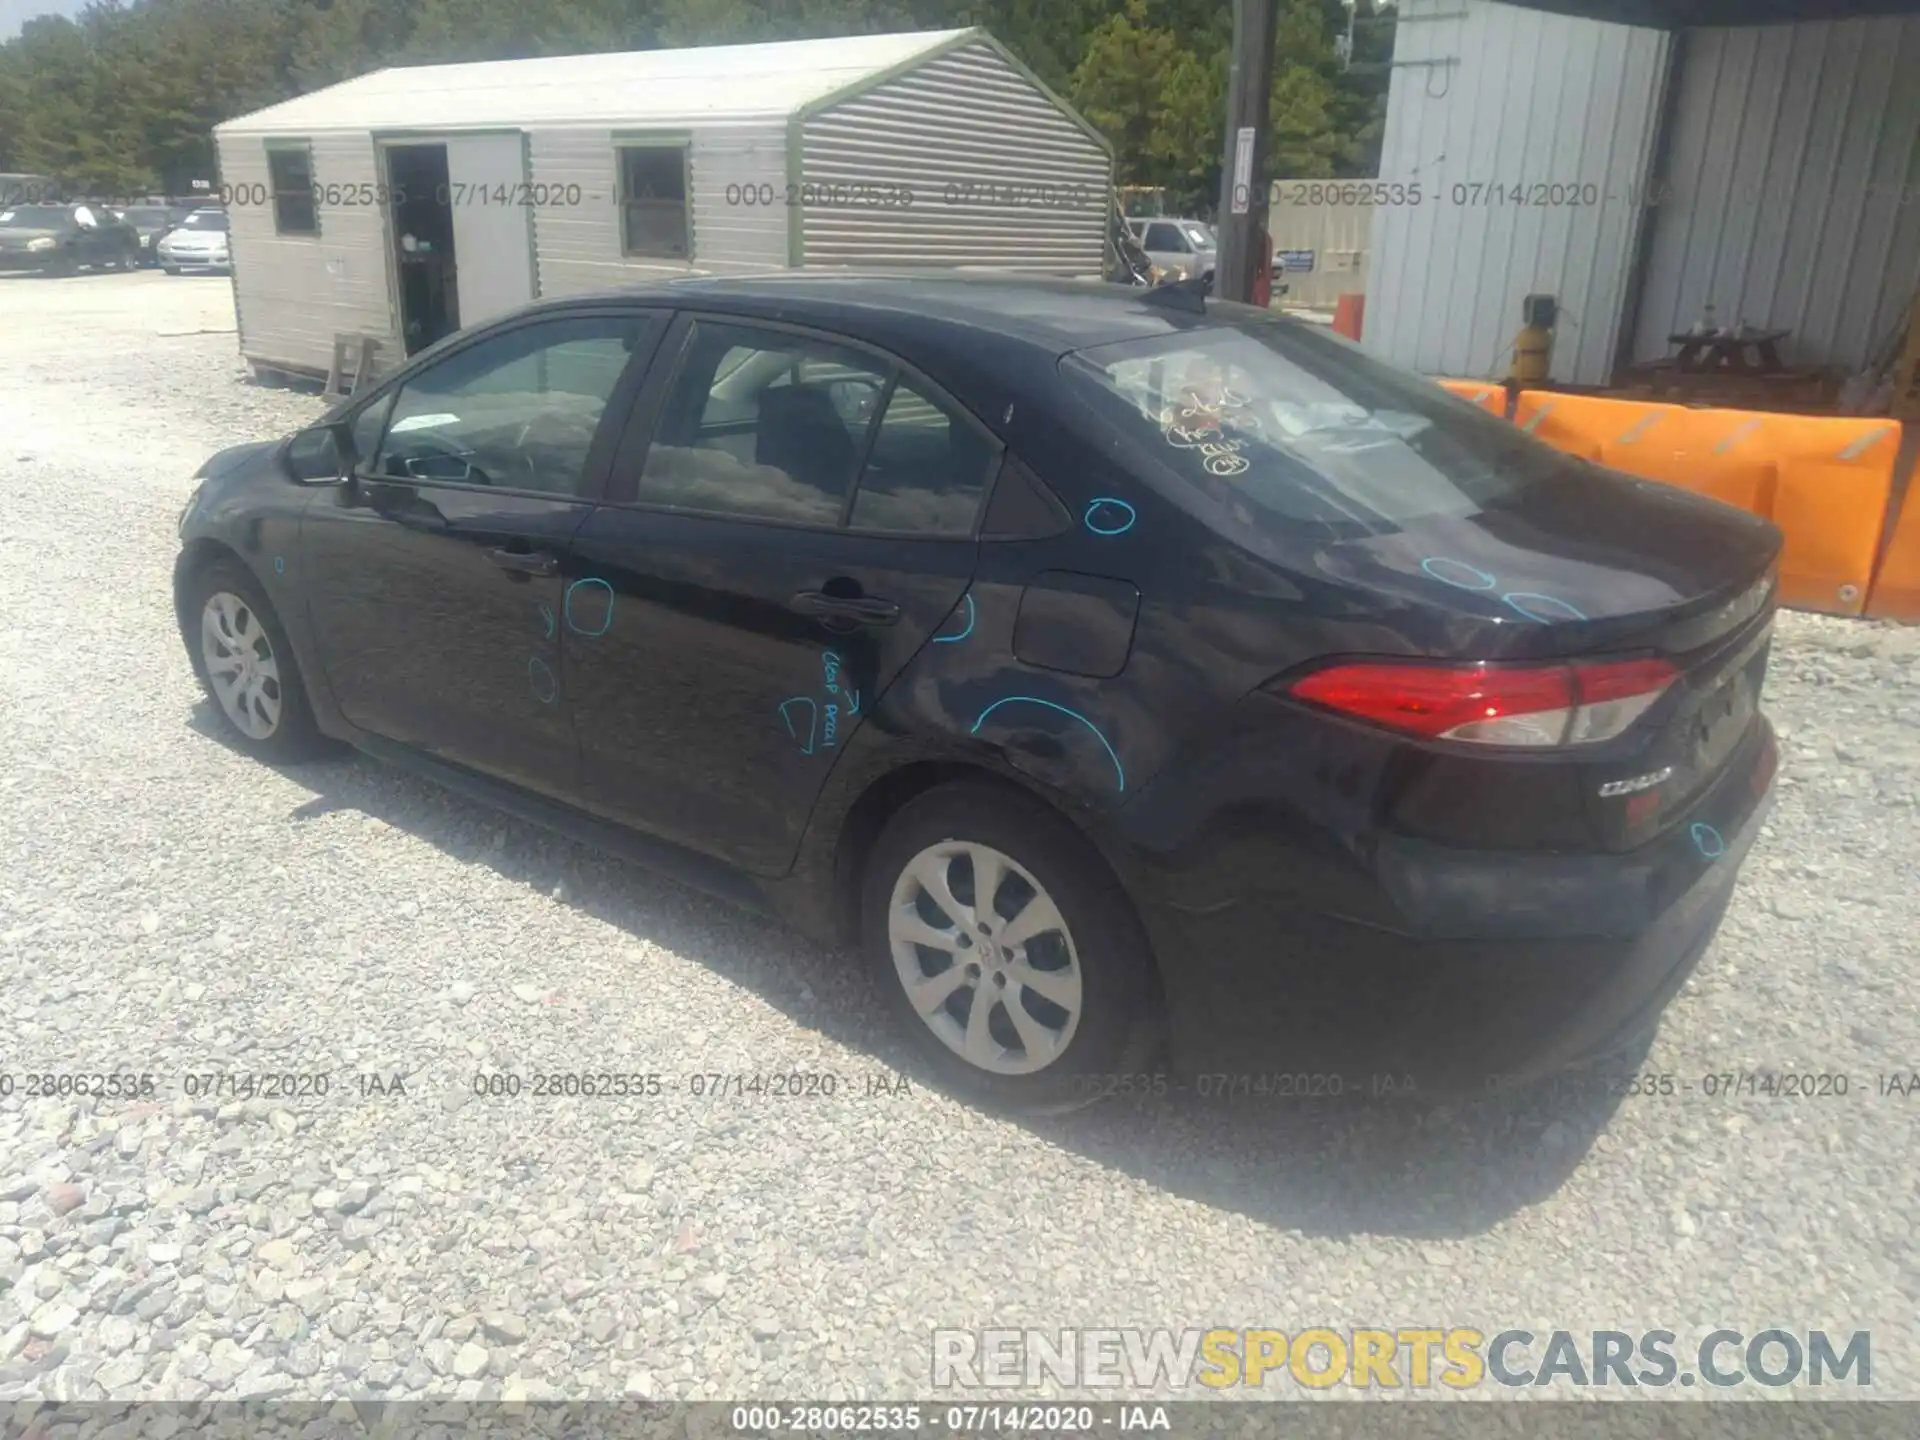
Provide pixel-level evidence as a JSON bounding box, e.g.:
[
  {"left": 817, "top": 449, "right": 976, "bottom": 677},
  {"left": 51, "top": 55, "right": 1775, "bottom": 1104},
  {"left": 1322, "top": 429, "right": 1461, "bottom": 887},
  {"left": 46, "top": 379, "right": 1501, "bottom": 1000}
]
[{"left": 172, "top": 275, "right": 1780, "bottom": 1112}]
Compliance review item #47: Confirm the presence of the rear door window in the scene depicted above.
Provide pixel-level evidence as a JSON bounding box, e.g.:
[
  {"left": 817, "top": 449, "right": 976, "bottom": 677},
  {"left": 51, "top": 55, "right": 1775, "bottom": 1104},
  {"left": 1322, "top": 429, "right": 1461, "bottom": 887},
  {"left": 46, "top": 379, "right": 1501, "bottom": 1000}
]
[{"left": 1062, "top": 321, "right": 1552, "bottom": 536}]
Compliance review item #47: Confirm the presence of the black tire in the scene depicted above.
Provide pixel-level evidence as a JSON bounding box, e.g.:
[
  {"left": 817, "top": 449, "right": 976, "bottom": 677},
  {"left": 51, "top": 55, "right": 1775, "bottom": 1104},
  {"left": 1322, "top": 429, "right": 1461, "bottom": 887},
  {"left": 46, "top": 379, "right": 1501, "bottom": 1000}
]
[
  {"left": 860, "top": 780, "right": 1160, "bottom": 1114},
  {"left": 47, "top": 249, "right": 76, "bottom": 278},
  {"left": 181, "top": 557, "right": 335, "bottom": 764},
  {"left": 161, "top": 264, "right": 180, "bottom": 276}
]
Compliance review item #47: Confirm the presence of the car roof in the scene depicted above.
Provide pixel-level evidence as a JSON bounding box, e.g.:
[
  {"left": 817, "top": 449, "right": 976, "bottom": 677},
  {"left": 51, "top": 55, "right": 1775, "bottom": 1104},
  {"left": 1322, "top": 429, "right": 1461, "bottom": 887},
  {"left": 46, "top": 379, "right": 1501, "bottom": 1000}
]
[{"left": 544, "top": 272, "right": 1225, "bottom": 358}]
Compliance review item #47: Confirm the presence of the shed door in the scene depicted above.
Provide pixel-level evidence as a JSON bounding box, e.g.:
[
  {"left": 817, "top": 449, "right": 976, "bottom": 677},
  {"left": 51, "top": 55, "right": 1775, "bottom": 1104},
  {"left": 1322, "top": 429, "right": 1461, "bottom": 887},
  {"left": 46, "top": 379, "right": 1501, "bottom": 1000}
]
[{"left": 444, "top": 134, "right": 535, "bottom": 325}]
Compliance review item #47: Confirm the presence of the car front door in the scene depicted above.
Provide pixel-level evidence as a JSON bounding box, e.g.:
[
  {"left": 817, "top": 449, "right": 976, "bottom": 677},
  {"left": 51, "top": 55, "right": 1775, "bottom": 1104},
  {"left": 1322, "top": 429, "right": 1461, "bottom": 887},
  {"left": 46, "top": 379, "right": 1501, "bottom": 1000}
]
[
  {"left": 563, "top": 313, "right": 1000, "bottom": 875},
  {"left": 300, "top": 306, "right": 666, "bottom": 799}
]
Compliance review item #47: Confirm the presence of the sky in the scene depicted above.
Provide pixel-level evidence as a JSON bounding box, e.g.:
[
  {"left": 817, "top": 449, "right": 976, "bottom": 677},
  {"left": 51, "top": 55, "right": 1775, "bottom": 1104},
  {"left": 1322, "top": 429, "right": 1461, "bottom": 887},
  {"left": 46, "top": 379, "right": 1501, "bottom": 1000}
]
[{"left": 3, "top": 0, "right": 91, "bottom": 41}]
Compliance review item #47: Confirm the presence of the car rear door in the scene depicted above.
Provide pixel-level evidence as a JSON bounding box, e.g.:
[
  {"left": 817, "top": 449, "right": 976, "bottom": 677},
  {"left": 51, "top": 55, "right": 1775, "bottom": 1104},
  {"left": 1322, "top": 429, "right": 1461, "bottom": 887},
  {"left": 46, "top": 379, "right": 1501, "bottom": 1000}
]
[
  {"left": 299, "top": 305, "right": 668, "bottom": 799},
  {"left": 562, "top": 312, "right": 1000, "bottom": 876}
]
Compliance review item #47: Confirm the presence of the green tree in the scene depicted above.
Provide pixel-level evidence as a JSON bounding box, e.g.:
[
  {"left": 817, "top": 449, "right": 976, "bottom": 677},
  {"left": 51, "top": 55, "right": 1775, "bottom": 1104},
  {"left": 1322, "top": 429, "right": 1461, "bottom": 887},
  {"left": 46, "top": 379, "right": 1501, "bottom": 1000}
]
[
  {"left": 1267, "top": 0, "right": 1339, "bottom": 178},
  {"left": 0, "top": 0, "right": 1392, "bottom": 205},
  {"left": 1069, "top": 0, "right": 1219, "bottom": 209}
]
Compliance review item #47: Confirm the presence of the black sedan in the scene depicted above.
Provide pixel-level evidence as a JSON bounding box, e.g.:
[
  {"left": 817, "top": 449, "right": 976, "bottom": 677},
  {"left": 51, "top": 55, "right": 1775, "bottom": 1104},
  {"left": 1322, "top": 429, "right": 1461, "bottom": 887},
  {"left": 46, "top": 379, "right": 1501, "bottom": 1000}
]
[
  {"left": 0, "top": 202, "right": 141, "bottom": 274},
  {"left": 116, "top": 204, "right": 193, "bottom": 266},
  {"left": 172, "top": 276, "right": 1781, "bottom": 1112}
]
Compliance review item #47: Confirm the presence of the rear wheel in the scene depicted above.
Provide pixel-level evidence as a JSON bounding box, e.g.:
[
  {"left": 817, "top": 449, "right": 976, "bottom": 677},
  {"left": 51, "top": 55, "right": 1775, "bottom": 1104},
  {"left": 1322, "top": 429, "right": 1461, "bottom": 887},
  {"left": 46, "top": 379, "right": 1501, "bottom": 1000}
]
[
  {"left": 861, "top": 781, "right": 1159, "bottom": 1113},
  {"left": 161, "top": 263, "right": 180, "bottom": 276},
  {"left": 183, "top": 558, "right": 333, "bottom": 764}
]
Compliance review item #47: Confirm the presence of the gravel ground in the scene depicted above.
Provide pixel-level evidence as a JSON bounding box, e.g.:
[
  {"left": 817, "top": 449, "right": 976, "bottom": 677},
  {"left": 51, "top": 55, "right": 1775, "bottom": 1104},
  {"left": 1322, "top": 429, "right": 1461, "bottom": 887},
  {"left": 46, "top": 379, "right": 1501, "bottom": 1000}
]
[{"left": 2, "top": 271, "right": 1918, "bottom": 1406}]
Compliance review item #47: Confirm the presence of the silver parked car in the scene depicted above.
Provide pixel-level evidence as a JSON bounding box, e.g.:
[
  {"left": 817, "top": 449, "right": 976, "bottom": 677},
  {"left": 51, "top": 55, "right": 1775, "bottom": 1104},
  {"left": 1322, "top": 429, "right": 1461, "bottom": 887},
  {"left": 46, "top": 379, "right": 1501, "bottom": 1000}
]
[
  {"left": 157, "top": 207, "right": 231, "bottom": 274},
  {"left": 1128, "top": 217, "right": 1216, "bottom": 287}
]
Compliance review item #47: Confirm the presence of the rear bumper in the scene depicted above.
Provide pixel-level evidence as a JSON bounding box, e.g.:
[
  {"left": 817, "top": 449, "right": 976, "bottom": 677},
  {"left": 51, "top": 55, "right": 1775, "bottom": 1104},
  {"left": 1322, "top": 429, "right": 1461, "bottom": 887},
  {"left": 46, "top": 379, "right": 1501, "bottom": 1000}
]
[
  {"left": 1126, "top": 718, "right": 1777, "bottom": 1096},
  {"left": 0, "top": 252, "right": 58, "bottom": 272}
]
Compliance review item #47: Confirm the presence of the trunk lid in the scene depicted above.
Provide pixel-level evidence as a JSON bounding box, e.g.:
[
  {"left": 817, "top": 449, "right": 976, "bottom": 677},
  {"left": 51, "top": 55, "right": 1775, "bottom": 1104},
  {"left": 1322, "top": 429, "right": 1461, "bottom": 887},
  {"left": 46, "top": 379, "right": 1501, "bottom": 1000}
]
[{"left": 1326, "top": 458, "right": 1782, "bottom": 661}]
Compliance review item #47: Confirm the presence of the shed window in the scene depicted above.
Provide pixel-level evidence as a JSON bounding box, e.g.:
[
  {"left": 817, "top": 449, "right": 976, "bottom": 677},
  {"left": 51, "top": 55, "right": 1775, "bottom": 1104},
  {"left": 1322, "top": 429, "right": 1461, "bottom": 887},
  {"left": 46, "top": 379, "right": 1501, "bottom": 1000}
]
[
  {"left": 267, "top": 145, "right": 318, "bottom": 235},
  {"left": 618, "top": 142, "right": 690, "bottom": 260}
]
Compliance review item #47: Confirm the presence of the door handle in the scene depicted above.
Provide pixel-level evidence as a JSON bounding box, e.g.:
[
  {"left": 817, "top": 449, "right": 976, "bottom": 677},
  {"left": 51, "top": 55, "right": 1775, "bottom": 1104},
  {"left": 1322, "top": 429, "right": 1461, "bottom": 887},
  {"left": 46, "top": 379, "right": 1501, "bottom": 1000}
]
[
  {"left": 487, "top": 547, "right": 558, "bottom": 577},
  {"left": 791, "top": 590, "right": 901, "bottom": 627}
]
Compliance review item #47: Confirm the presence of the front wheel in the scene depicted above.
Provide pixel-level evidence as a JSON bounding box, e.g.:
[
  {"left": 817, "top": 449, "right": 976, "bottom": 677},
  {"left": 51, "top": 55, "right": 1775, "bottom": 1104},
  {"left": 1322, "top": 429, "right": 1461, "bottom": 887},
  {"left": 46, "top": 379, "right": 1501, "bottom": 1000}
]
[
  {"left": 182, "top": 558, "right": 333, "bottom": 763},
  {"left": 861, "top": 781, "right": 1160, "bottom": 1113}
]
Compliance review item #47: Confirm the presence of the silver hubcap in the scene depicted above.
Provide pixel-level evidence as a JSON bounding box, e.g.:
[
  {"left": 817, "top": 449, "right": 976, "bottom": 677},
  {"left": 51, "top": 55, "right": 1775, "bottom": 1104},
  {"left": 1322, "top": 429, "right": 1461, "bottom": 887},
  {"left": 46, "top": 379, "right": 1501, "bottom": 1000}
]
[
  {"left": 887, "top": 840, "right": 1084, "bottom": 1076},
  {"left": 200, "top": 591, "right": 282, "bottom": 741}
]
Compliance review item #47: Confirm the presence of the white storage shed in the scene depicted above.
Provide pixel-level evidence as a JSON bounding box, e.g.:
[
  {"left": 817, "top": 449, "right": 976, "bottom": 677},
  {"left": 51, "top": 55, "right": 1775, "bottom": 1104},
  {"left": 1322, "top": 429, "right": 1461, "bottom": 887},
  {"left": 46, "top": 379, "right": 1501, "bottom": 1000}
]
[{"left": 211, "top": 28, "right": 1113, "bottom": 383}]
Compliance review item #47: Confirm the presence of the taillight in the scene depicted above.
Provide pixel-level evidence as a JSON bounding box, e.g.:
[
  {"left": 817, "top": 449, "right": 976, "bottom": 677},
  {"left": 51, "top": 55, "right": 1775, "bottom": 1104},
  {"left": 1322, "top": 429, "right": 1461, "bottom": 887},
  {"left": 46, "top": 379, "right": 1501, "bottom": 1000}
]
[{"left": 1283, "top": 656, "right": 1678, "bottom": 747}]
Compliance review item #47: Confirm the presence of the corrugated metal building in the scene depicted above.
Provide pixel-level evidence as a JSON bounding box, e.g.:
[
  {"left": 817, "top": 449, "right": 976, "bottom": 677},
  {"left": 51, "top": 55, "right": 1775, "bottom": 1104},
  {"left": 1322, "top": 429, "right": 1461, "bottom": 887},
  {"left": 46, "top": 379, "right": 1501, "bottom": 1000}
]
[
  {"left": 213, "top": 28, "right": 1111, "bottom": 381},
  {"left": 1365, "top": 0, "right": 1920, "bottom": 387}
]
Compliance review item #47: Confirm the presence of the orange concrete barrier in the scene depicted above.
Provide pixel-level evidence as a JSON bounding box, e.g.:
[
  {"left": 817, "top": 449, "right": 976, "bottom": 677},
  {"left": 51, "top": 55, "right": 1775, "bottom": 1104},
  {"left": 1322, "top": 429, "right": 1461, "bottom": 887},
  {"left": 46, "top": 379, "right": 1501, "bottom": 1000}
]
[
  {"left": 1599, "top": 406, "right": 1776, "bottom": 517},
  {"left": 1435, "top": 379, "right": 1507, "bottom": 415},
  {"left": 1332, "top": 293, "right": 1365, "bottom": 342},
  {"left": 1867, "top": 490, "right": 1920, "bottom": 622},
  {"left": 1509, "top": 390, "right": 1620, "bottom": 462},
  {"left": 1512, "top": 391, "right": 1901, "bottom": 617},
  {"left": 1743, "top": 417, "right": 1898, "bottom": 615}
]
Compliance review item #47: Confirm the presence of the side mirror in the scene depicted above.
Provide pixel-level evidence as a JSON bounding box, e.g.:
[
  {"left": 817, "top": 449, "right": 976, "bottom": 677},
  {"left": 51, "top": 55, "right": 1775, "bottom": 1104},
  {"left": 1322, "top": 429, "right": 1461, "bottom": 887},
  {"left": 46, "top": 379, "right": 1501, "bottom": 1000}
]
[{"left": 283, "top": 421, "right": 355, "bottom": 485}]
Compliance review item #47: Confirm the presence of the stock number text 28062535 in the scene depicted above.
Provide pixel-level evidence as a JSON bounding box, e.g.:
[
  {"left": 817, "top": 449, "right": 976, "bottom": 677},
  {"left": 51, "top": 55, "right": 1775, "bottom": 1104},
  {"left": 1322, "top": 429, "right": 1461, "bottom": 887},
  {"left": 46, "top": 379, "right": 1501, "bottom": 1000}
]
[{"left": 725, "top": 182, "right": 915, "bottom": 209}]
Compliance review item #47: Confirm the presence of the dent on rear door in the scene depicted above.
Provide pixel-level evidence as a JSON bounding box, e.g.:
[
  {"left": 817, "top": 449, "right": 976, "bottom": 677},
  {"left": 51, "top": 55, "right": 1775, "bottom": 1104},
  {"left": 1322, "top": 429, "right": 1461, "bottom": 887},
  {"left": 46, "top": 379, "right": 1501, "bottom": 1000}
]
[{"left": 828, "top": 480, "right": 1223, "bottom": 821}]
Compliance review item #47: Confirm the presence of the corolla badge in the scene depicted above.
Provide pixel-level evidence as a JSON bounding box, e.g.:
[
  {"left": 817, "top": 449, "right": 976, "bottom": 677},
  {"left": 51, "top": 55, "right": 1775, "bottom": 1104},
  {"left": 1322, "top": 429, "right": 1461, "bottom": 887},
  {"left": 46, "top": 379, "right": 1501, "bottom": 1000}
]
[{"left": 1598, "top": 766, "right": 1673, "bottom": 798}]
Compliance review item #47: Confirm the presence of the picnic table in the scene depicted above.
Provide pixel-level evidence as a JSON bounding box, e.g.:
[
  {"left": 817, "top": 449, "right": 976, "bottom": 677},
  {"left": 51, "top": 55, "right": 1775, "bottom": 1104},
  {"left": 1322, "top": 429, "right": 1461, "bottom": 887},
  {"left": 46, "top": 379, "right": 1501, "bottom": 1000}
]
[{"left": 1666, "top": 327, "right": 1792, "bottom": 374}]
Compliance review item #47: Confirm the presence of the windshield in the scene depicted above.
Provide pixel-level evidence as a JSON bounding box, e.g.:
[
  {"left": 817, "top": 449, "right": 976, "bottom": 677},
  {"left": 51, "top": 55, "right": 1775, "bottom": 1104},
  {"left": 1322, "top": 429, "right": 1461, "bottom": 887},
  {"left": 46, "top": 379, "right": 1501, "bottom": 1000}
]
[
  {"left": 0, "top": 206, "right": 69, "bottom": 228},
  {"left": 1064, "top": 320, "right": 1550, "bottom": 538},
  {"left": 179, "top": 210, "right": 229, "bottom": 231}
]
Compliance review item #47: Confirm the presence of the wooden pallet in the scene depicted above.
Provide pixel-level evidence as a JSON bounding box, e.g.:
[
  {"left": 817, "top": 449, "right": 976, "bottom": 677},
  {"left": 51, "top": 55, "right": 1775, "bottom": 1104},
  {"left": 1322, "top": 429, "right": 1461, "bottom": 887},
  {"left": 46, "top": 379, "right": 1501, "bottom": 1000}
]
[{"left": 324, "top": 334, "right": 383, "bottom": 399}]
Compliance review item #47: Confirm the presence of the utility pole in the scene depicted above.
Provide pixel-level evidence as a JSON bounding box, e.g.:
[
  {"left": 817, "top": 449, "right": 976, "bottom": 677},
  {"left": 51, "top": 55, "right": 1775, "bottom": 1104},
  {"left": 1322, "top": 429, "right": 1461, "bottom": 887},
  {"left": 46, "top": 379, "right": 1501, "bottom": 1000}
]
[{"left": 1214, "top": 0, "right": 1278, "bottom": 303}]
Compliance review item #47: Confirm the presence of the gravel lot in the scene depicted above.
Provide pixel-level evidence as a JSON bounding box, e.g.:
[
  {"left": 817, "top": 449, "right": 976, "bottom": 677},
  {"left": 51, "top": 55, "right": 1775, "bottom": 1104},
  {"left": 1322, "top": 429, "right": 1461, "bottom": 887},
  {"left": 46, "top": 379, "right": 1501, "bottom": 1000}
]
[{"left": 2, "top": 270, "right": 1918, "bottom": 1406}]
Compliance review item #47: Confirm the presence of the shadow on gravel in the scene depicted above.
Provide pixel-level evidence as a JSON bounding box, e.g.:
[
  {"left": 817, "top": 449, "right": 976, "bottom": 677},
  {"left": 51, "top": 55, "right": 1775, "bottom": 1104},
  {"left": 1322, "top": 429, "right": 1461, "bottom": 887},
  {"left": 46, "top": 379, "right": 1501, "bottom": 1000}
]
[{"left": 189, "top": 700, "right": 1638, "bottom": 1238}]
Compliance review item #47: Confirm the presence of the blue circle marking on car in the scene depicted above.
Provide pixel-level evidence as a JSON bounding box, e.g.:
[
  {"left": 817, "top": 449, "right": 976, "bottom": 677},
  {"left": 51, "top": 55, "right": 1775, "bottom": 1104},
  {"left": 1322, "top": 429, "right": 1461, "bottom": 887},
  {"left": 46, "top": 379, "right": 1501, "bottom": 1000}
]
[
  {"left": 971, "top": 696, "right": 1126, "bottom": 793},
  {"left": 1503, "top": 591, "right": 1589, "bottom": 624},
  {"left": 273, "top": 555, "right": 285, "bottom": 575},
  {"left": 933, "top": 593, "right": 975, "bottom": 644},
  {"left": 528, "top": 656, "right": 557, "bottom": 706},
  {"left": 778, "top": 696, "right": 818, "bottom": 756},
  {"left": 563, "top": 577, "right": 614, "bottom": 637},
  {"left": 1420, "top": 556, "right": 1497, "bottom": 592},
  {"left": 1084, "top": 498, "right": 1137, "bottom": 536},
  {"left": 1690, "top": 822, "right": 1726, "bottom": 860}
]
